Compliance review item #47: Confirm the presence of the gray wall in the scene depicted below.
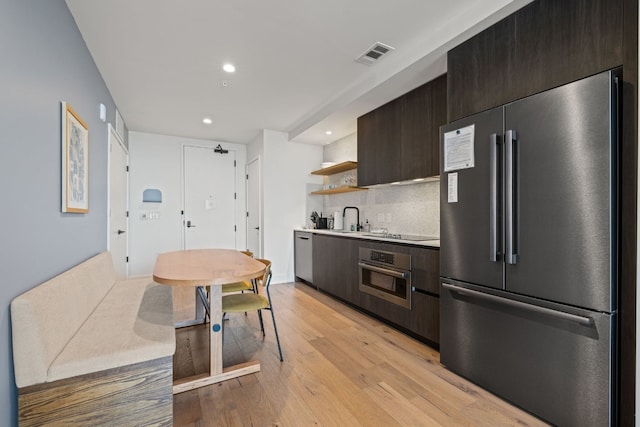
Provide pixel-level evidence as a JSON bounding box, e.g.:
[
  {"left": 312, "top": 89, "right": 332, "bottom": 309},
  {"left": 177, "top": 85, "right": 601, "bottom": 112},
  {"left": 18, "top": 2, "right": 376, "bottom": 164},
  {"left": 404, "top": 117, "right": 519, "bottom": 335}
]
[{"left": 0, "top": 1, "right": 121, "bottom": 424}]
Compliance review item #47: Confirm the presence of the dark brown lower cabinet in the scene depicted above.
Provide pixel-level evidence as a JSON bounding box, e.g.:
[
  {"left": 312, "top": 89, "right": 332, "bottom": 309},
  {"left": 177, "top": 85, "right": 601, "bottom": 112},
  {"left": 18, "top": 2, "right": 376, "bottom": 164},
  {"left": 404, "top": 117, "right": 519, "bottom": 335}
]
[
  {"left": 312, "top": 234, "right": 359, "bottom": 304},
  {"left": 311, "top": 234, "right": 440, "bottom": 347},
  {"left": 409, "top": 291, "right": 440, "bottom": 345}
]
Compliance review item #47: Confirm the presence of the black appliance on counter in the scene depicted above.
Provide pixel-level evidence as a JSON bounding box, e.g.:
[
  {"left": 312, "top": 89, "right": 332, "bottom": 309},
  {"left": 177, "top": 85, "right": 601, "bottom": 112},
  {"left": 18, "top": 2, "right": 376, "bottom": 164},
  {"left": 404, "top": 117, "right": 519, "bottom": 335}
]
[
  {"left": 439, "top": 69, "right": 619, "bottom": 426},
  {"left": 316, "top": 217, "right": 328, "bottom": 229}
]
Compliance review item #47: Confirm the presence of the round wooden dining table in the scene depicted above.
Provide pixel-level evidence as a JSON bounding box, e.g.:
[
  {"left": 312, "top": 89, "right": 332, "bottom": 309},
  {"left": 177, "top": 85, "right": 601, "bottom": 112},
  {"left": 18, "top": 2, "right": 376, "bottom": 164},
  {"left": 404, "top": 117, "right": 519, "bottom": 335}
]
[{"left": 153, "top": 249, "right": 266, "bottom": 394}]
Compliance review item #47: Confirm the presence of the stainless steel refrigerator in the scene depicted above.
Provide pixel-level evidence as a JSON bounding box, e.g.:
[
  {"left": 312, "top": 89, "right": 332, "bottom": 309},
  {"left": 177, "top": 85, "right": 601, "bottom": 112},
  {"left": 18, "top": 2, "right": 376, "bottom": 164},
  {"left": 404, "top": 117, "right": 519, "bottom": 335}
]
[{"left": 439, "top": 68, "right": 619, "bottom": 426}]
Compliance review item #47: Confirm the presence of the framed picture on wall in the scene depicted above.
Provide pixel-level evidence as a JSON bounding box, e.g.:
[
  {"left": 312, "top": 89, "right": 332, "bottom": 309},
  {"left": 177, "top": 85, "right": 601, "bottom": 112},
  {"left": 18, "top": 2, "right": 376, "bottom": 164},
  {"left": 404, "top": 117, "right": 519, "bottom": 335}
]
[{"left": 61, "top": 101, "right": 89, "bottom": 213}]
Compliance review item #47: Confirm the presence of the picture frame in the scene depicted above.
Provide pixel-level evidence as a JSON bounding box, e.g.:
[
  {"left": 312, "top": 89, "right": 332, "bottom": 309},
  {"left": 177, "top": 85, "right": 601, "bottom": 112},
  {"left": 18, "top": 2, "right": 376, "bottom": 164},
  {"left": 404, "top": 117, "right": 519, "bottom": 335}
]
[{"left": 61, "top": 101, "right": 89, "bottom": 213}]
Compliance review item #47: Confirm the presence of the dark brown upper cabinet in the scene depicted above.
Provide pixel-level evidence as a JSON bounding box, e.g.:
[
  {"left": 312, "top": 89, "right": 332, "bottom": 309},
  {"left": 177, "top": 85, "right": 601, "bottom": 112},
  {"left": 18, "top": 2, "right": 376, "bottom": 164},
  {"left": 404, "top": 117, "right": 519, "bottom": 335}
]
[
  {"left": 358, "top": 74, "right": 447, "bottom": 186},
  {"left": 357, "top": 98, "right": 401, "bottom": 187},
  {"left": 447, "top": 0, "right": 623, "bottom": 122},
  {"left": 400, "top": 81, "right": 433, "bottom": 181},
  {"left": 447, "top": 16, "right": 516, "bottom": 122}
]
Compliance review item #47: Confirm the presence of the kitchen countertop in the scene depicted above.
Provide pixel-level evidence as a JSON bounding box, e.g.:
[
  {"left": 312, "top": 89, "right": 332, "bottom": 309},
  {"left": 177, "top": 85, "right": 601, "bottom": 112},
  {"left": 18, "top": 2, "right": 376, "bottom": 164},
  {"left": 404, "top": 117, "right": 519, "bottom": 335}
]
[{"left": 294, "top": 228, "right": 440, "bottom": 248}]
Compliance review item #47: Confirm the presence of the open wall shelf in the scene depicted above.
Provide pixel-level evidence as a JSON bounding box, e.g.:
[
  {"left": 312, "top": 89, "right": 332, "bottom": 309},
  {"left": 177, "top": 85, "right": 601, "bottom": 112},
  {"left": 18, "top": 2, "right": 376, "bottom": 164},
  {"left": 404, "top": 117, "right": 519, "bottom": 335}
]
[
  {"left": 310, "top": 161, "right": 358, "bottom": 176},
  {"left": 310, "top": 186, "right": 367, "bottom": 195}
]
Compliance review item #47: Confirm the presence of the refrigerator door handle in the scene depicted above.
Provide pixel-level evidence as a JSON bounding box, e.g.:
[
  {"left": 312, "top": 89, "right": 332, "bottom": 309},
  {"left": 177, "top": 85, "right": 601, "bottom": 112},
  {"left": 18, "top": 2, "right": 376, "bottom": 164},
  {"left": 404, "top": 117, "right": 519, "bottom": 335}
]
[
  {"left": 505, "top": 130, "right": 517, "bottom": 264},
  {"left": 442, "top": 283, "right": 594, "bottom": 326},
  {"left": 490, "top": 133, "right": 499, "bottom": 262}
]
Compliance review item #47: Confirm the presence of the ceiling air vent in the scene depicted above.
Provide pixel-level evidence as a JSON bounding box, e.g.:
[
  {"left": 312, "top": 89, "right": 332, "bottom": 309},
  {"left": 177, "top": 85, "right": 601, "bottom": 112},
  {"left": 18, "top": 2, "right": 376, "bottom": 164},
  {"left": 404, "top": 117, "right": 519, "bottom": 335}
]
[{"left": 355, "top": 42, "right": 395, "bottom": 66}]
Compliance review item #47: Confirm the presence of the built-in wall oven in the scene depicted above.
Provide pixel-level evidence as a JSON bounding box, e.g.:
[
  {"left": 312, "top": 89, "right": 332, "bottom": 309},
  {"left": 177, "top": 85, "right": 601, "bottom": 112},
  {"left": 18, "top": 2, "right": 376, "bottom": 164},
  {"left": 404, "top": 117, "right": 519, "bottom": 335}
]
[{"left": 358, "top": 247, "right": 411, "bottom": 308}]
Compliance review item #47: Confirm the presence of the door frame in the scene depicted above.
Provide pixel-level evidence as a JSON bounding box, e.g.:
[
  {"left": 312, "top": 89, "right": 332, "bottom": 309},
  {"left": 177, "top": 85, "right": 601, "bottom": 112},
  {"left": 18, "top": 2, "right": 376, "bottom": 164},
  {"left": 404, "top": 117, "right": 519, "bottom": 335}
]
[
  {"left": 106, "top": 123, "right": 129, "bottom": 276},
  {"left": 246, "top": 155, "right": 263, "bottom": 258}
]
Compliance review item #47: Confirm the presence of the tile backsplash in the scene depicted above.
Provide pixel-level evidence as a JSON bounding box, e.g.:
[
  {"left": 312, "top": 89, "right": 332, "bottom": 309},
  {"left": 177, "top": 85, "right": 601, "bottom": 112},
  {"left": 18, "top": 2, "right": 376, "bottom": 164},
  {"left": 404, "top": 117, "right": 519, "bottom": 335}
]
[{"left": 323, "top": 180, "right": 440, "bottom": 236}]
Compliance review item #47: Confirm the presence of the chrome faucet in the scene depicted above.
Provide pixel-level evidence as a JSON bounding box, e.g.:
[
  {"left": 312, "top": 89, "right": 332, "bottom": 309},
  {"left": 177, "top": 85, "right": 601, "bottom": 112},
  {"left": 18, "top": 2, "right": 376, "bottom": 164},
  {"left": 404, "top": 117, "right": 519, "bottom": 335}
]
[{"left": 343, "top": 206, "right": 360, "bottom": 231}]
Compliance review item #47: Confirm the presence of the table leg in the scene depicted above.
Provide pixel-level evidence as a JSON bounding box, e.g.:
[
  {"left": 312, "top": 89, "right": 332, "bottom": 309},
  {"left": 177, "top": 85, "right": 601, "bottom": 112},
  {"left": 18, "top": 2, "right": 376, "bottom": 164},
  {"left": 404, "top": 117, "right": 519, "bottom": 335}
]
[
  {"left": 209, "top": 285, "right": 223, "bottom": 375},
  {"left": 172, "top": 285, "right": 260, "bottom": 394}
]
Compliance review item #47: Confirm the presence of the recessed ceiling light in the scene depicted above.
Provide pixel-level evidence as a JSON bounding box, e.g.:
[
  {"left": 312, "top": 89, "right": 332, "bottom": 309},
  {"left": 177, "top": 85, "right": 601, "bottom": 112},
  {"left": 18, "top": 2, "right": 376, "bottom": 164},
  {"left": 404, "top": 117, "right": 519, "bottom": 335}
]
[
  {"left": 203, "top": 117, "right": 212, "bottom": 125},
  {"left": 223, "top": 63, "right": 236, "bottom": 73},
  {"left": 325, "top": 131, "right": 333, "bottom": 135}
]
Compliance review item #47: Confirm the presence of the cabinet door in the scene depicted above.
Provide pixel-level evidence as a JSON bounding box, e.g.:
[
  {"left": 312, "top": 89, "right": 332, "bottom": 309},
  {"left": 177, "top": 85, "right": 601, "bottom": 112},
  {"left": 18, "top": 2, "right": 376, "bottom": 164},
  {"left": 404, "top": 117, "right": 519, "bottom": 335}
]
[
  {"left": 399, "top": 75, "right": 446, "bottom": 180},
  {"left": 430, "top": 74, "right": 447, "bottom": 176},
  {"left": 357, "top": 97, "right": 401, "bottom": 186},
  {"left": 400, "top": 82, "right": 432, "bottom": 181},
  {"left": 408, "top": 247, "right": 440, "bottom": 346},
  {"left": 410, "top": 247, "right": 440, "bottom": 295},
  {"left": 357, "top": 112, "right": 377, "bottom": 187},
  {"left": 447, "top": 15, "right": 516, "bottom": 121},
  {"left": 514, "top": 0, "right": 622, "bottom": 99},
  {"left": 312, "top": 235, "right": 359, "bottom": 304},
  {"left": 374, "top": 98, "right": 402, "bottom": 185},
  {"left": 409, "top": 291, "right": 440, "bottom": 345}
]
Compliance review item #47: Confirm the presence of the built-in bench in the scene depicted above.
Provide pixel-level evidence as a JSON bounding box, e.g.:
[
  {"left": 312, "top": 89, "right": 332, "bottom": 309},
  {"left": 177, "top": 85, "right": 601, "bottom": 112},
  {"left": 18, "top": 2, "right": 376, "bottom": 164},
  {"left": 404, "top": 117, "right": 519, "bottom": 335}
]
[{"left": 11, "top": 252, "right": 175, "bottom": 426}]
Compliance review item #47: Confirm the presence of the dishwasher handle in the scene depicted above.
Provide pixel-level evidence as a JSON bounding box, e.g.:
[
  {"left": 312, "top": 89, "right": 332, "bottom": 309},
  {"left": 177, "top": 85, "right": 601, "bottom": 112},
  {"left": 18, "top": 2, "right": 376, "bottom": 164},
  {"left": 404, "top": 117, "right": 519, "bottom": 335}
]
[{"left": 442, "top": 282, "right": 593, "bottom": 326}]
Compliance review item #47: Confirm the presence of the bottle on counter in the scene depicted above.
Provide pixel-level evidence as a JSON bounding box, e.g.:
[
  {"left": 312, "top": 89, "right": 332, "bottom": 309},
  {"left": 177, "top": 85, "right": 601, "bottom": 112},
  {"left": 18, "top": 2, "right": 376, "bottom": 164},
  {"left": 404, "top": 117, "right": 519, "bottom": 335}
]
[{"left": 364, "top": 219, "right": 371, "bottom": 232}]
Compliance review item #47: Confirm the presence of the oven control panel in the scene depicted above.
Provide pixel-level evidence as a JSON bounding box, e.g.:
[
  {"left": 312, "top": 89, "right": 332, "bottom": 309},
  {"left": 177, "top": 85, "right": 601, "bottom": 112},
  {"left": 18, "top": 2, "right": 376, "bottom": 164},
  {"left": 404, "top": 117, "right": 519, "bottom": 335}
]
[
  {"left": 360, "top": 248, "right": 411, "bottom": 270},
  {"left": 370, "top": 250, "right": 394, "bottom": 265}
]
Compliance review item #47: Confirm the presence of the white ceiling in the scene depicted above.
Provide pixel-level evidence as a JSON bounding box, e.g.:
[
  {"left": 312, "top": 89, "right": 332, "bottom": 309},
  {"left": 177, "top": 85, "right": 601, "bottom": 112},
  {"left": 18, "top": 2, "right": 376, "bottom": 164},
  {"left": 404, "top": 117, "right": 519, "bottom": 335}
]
[{"left": 65, "top": 0, "right": 531, "bottom": 146}]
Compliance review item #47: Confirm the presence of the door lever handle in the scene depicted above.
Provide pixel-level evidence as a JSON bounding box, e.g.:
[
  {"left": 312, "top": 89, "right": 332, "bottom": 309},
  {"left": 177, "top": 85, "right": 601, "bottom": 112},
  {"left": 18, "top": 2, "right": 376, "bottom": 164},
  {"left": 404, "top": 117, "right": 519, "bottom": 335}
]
[
  {"left": 254, "top": 227, "right": 260, "bottom": 230},
  {"left": 186, "top": 221, "right": 197, "bottom": 228},
  {"left": 117, "top": 229, "right": 126, "bottom": 235}
]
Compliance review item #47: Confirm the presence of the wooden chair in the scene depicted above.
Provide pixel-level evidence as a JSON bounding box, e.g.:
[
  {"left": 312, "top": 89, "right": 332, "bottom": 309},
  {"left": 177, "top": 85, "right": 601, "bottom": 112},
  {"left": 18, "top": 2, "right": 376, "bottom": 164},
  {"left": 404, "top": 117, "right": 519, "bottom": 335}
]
[
  {"left": 221, "top": 250, "right": 255, "bottom": 293},
  {"left": 221, "top": 259, "right": 283, "bottom": 362}
]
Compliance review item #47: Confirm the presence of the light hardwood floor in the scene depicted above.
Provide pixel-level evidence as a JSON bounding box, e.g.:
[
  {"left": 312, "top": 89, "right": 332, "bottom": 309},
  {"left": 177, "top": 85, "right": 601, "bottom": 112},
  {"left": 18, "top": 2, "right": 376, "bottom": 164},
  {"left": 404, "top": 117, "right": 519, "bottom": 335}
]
[{"left": 172, "top": 283, "right": 549, "bottom": 426}]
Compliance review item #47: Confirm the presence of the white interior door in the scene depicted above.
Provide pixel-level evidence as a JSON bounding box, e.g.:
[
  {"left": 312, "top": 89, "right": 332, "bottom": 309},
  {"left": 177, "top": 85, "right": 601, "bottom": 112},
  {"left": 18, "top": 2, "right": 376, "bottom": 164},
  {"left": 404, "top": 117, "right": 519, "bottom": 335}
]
[
  {"left": 108, "top": 124, "right": 128, "bottom": 278},
  {"left": 246, "top": 157, "right": 261, "bottom": 257},
  {"left": 183, "top": 145, "right": 237, "bottom": 250}
]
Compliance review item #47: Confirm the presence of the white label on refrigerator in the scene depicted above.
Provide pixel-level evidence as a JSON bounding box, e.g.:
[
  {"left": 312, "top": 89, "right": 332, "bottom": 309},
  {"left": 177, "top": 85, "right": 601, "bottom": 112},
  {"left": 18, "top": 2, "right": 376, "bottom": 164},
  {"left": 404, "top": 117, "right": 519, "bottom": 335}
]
[
  {"left": 444, "top": 124, "right": 475, "bottom": 172},
  {"left": 448, "top": 173, "right": 458, "bottom": 203}
]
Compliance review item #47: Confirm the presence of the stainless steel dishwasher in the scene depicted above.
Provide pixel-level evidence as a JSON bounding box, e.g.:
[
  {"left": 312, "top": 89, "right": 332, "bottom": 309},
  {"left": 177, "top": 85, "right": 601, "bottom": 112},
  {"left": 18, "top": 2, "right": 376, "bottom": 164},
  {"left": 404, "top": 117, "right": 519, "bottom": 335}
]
[{"left": 294, "top": 231, "right": 313, "bottom": 283}]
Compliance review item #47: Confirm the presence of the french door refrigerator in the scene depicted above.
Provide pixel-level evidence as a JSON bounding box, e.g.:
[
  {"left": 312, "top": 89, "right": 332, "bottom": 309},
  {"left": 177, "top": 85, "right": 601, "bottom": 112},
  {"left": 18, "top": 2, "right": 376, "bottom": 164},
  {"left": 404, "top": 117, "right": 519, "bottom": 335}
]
[{"left": 439, "top": 68, "right": 619, "bottom": 427}]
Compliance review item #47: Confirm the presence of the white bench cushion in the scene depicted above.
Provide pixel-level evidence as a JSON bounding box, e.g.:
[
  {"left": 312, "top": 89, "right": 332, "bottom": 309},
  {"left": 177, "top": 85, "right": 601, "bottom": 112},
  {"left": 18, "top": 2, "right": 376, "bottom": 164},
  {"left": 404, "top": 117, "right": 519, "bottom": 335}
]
[
  {"left": 11, "top": 252, "right": 117, "bottom": 388},
  {"left": 48, "top": 277, "right": 175, "bottom": 382}
]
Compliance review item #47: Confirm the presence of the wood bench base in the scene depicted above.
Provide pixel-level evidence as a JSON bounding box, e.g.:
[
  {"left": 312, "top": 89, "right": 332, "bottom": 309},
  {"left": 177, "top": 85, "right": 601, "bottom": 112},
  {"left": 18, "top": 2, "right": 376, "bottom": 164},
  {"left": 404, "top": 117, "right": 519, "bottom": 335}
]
[{"left": 18, "top": 357, "right": 173, "bottom": 427}]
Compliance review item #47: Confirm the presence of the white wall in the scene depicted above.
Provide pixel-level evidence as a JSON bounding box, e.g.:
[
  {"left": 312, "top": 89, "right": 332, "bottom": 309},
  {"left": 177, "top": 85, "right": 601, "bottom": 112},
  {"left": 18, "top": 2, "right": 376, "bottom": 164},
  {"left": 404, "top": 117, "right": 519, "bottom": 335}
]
[
  {"left": 253, "top": 130, "right": 323, "bottom": 283},
  {"left": 323, "top": 132, "right": 357, "bottom": 163},
  {"left": 128, "top": 132, "right": 247, "bottom": 276}
]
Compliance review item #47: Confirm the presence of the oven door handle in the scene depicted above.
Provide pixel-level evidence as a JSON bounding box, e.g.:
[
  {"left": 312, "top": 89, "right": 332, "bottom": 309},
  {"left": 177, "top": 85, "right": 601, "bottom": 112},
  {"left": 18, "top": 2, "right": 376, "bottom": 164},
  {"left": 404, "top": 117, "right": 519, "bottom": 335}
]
[{"left": 358, "top": 262, "right": 408, "bottom": 279}]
